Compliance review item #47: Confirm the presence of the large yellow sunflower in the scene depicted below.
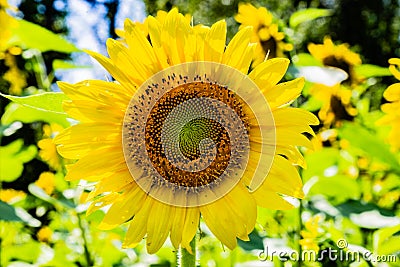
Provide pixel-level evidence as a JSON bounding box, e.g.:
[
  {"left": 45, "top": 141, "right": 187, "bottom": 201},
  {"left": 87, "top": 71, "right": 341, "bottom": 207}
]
[
  {"left": 235, "top": 3, "right": 293, "bottom": 66},
  {"left": 55, "top": 9, "right": 318, "bottom": 254},
  {"left": 377, "top": 58, "right": 400, "bottom": 151}
]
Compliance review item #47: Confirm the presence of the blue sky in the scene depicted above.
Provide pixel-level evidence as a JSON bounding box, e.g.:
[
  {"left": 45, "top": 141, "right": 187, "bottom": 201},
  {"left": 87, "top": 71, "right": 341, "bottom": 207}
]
[{"left": 60, "top": 0, "right": 146, "bottom": 83}]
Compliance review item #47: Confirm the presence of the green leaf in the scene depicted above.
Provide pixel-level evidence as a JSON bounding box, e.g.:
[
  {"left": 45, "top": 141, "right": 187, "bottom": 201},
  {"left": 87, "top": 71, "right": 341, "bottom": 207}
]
[
  {"left": 0, "top": 92, "right": 68, "bottom": 114},
  {"left": 1, "top": 241, "right": 41, "bottom": 264},
  {"left": 301, "top": 97, "right": 323, "bottom": 112},
  {"left": 8, "top": 19, "right": 79, "bottom": 53},
  {"left": 52, "top": 59, "right": 91, "bottom": 70},
  {"left": 238, "top": 229, "right": 264, "bottom": 251},
  {"left": 308, "top": 175, "right": 361, "bottom": 203},
  {"left": 293, "top": 53, "right": 323, "bottom": 67},
  {"left": 336, "top": 200, "right": 395, "bottom": 217},
  {"left": 338, "top": 122, "right": 400, "bottom": 174},
  {"left": 373, "top": 224, "right": 400, "bottom": 255},
  {"left": 0, "top": 201, "right": 23, "bottom": 222},
  {"left": 0, "top": 139, "right": 37, "bottom": 182},
  {"left": 28, "top": 184, "right": 75, "bottom": 209},
  {"left": 303, "top": 148, "right": 340, "bottom": 180},
  {"left": 289, "top": 8, "right": 333, "bottom": 28},
  {"left": 1, "top": 103, "right": 70, "bottom": 128},
  {"left": 354, "top": 64, "right": 392, "bottom": 78}
]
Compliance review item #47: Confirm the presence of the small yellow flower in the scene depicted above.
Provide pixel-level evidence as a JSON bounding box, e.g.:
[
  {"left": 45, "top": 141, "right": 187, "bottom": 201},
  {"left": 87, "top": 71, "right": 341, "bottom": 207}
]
[
  {"left": 235, "top": 3, "right": 293, "bottom": 66},
  {"left": 377, "top": 58, "right": 400, "bottom": 151},
  {"left": 35, "top": 172, "right": 55, "bottom": 195},
  {"left": 37, "top": 226, "right": 52, "bottom": 242},
  {"left": 38, "top": 124, "right": 64, "bottom": 170},
  {"left": 0, "top": 189, "right": 26, "bottom": 203},
  {"left": 299, "top": 215, "right": 322, "bottom": 252},
  {"left": 3, "top": 52, "right": 27, "bottom": 95}
]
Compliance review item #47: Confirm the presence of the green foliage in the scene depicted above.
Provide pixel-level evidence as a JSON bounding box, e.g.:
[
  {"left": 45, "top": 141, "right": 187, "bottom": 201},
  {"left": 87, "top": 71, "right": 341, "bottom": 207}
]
[
  {"left": 0, "top": 92, "right": 68, "bottom": 114},
  {"left": 0, "top": 139, "right": 37, "bottom": 182},
  {"left": 354, "top": 64, "right": 392, "bottom": 78},
  {"left": 0, "top": 201, "right": 23, "bottom": 222},
  {"left": 8, "top": 19, "right": 80, "bottom": 53},
  {"left": 52, "top": 60, "right": 91, "bottom": 70},
  {"left": 289, "top": 8, "right": 333, "bottom": 28},
  {"left": 237, "top": 229, "right": 264, "bottom": 251},
  {"left": 1, "top": 103, "right": 70, "bottom": 127},
  {"left": 339, "top": 123, "right": 400, "bottom": 174}
]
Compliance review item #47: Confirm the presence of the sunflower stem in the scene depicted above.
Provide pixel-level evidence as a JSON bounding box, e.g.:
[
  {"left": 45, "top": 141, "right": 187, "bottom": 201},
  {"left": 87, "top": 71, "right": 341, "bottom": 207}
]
[{"left": 180, "top": 236, "right": 196, "bottom": 267}]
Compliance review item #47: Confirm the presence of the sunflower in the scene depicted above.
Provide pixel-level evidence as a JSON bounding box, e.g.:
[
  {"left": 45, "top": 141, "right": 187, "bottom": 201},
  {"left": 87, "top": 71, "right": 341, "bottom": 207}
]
[
  {"left": 307, "top": 37, "right": 361, "bottom": 125},
  {"left": 234, "top": 3, "right": 293, "bottom": 67},
  {"left": 377, "top": 58, "right": 400, "bottom": 151},
  {"left": 309, "top": 83, "right": 357, "bottom": 125},
  {"left": 308, "top": 36, "right": 361, "bottom": 84},
  {"left": 55, "top": 9, "right": 318, "bottom": 254}
]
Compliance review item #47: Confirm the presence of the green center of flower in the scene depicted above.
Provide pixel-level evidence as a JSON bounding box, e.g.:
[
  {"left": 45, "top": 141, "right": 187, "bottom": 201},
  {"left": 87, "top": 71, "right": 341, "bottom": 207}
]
[
  {"left": 145, "top": 82, "right": 246, "bottom": 188},
  {"left": 178, "top": 117, "right": 223, "bottom": 161}
]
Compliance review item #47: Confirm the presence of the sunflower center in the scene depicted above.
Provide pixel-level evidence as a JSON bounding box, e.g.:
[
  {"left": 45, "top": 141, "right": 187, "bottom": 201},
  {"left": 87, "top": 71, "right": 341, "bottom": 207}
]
[
  {"left": 261, "top": 37, "right": 277, "bottom": 58},
  {"left": 178, "top": 117, "right": 221, "bottom": 160},
  {"left": 145, "top": 82, "right": 248, "bottom": 188},
  {"left": 122, "top": 62, "right": 275, "bottom": 207},
  {"left": 323, "top": 56, "right": 351, "bottom": 77}
]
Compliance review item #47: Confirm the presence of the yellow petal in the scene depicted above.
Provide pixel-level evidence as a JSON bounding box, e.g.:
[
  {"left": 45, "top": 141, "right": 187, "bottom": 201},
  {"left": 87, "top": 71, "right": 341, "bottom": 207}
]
[
  {"left": 146, "top": 200, "right": 173, "bottom": 254},
  {"left": 266, "top": 77, "right": 304, "bottom": 109},
  {"left": 87, "top": 170, "right": 134, "bottom": 200},
  {"left": 383, "top": 83, "right": 400, "bottom": 102},
  {"left": 86, "top": 192, "right": 119, "bottom": 215},
  {"left": 225, "top": 184, "right": 257, "bottom": 235},
  {"left": 200, "top": 199, "right": 239, "bottom": 250},
  {"left": 252, "top": 190, "right": 294, "bottom": 210},
  {"left": 249, "top": 58, "right": 290, "bottom": 90},
  {"left": 54, "top": 122, "right": 120, "bottom": 151},
  {"left": 222, "top": 27, "right": 253, "bottom": 72},
  {"left": 181, "top": 207, "right": 200, "bottom": 253},
  {"left": 63, "top": 146, "right": 124, "bottom": 180},
  {"left": 85, "top": 50, "right": 137, "bottom": 91},
  {"left": 170, "top": 207, "right": 186, "bottom": 249},
  {"left": 98, "top": 183, "right": 145, "bottom": 230},
  {"left": 147, "top": 16, "right": 170, "bottom": 69},
  {"left": 204, "top": 20, "right": 226, "bottom": 63},
  {"left": 122, "top": 198, "right": 153, "bottom": 248},
  {"left": 124, "top": 18, "right": 161, "bottom": 73},
  {"left": 106, "top": 38, "right": 149, "bottom": 85},
  {"left": 273, "top": 108, "right": 319, "bottom": 126}
]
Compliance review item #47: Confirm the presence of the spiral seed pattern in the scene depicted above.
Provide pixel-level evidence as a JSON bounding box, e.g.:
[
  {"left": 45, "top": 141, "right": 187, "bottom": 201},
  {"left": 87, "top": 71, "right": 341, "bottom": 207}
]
[{"left": 122, "top": 62, "right": 276, "bottom": 207}]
